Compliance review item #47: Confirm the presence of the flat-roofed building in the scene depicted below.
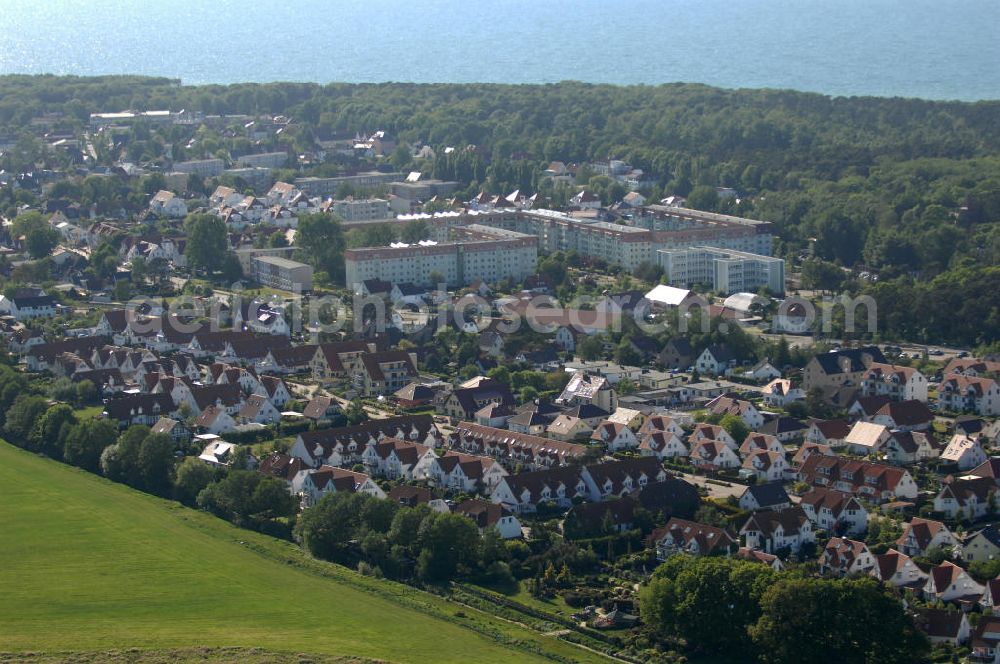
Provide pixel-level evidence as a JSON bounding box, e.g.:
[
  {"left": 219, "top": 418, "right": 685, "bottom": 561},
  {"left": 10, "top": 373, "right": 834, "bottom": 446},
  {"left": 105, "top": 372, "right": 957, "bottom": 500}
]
[
  {"left": 294, "top": 172, "right": 404, "bottom": 197},
  {"left": 252, "top": 255, "right": 314, "bottom": 292},
  {"left": 657, "top": 246, "right": 785, "bottom": 295},
  {"left": 172, "top": 158, "right": 225, "bottom": 177},
  {"left": 344, "top": 225, "right": 536, "bottom": 289},
  {"left": 234, "top": 151, "right": 289, "bottom": 169},
  {"left": 324, "top": 198, "right": 392, "bottom": 222}
]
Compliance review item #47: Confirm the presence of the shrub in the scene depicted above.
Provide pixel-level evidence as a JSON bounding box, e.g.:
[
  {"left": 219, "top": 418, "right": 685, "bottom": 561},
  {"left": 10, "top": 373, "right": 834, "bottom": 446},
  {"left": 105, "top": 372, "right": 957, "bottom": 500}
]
[{"left": 562, "top": 588, "right": 602, "bottom": 608}]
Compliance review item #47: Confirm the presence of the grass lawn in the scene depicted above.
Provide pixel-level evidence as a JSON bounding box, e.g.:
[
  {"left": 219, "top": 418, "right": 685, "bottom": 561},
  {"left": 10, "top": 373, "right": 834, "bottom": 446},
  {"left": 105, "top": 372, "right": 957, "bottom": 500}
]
[
  {"left": 0, "top": 441, "right": 608, "bottom": 663},
  {"left": 74, "top": 404, "right": 105, "bottom": 420},
  {"left": 472, "top": 580, "right": 575, "bottom": 618}
]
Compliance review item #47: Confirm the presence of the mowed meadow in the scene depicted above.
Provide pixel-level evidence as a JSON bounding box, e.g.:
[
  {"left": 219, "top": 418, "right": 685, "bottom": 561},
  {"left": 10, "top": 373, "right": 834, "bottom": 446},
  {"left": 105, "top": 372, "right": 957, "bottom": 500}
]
[{"left": 0, "top": 441, "right": 604, "bottom": 663}]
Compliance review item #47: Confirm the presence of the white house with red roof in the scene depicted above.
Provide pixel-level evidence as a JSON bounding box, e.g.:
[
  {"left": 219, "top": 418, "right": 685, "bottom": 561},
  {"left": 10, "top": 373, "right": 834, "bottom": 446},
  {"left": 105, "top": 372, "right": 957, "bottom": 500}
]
[
  {"left": 871, "top": 548, "right": 927, "bottom": 590},
  {"left": 923, "top": 561, "right": 984, "bottom": 604},
  {"left": 938, "top": 374, "right": 1000, "bottom": 416},
  {"left": 820, "top": 537, "right": 874, "bottom": 577},
  {"left": 690, "top": 439, "right": 740, "bottom": 471},
  {"left": 860, "top": 362, "right": 928, "bottom": 402}
]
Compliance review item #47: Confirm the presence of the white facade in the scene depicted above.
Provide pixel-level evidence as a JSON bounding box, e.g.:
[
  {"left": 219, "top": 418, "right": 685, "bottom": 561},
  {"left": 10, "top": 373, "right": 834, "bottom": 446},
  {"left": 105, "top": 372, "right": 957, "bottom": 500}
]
[
  {"left": 657, "top": 246, "right": 785, "bottom": 295},
  {"left": 344, "top": 226, "right": 537, "bottom": 289}
]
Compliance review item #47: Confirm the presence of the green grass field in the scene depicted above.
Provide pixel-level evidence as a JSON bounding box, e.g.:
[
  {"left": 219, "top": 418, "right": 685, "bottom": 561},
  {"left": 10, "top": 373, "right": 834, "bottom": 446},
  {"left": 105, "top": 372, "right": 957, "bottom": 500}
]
[{"left": 0, "top": 442, "right": 608, "bottom": 663}]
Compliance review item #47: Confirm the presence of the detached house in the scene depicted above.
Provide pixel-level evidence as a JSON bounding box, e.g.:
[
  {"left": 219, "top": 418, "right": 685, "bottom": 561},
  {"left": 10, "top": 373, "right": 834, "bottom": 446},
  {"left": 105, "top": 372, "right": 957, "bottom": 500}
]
[
  {"left": 650, "top": 518, "right": 736, "bottom": 559},
  {"left": 792, "top": 441, "right": 835, "bottom": 470},
  {"left": 310, "top": 341, "right": 374, "bottom": 383},
  {"left": 657, "top": 338, "right": 695, "bottom": 370},
  {"left": 690, "top": 423, "right": 737, "bottom": 450},
  {"left": 923, "top": 561, "right": 984, "bottom": 604},
  {"left": 967, "top": 452, "right": 1000, "bottom": 478},
  {"left": 639, "top": 430, "right": 688, "bottom": 460},
  {"left": 639, "top": 414, "right": 686, "bottom": 439},
  {"left": 740, "top": 432, "right": 784, "bottom": 458},
  {"left": 799, "top": 488, "right": 868, "bottom": 537},
  {"left": 884, "top": 430, "right": 939, "bottom": 466},
  {"left": 805, "top": 418, "right": 852, "bottom": 448},
  {"left": 3, "top": 294, "right": 57, "bottom": 320},
  {"left": 690, "top": 439, "right": 740, "bottom": 471},
  {"left": 970, "top": 617, "right": 1000, "bottom": 663},
  {"left": 981, "top": 580, "right": 1000, "bottom": 616},
  {"left": 438, "top": 379, "right": 516, "bottom": 422},
  {"left": 871, "top": 549, "right": 927, "bottom": 591},
  {"left": 591, "top": 420, "right": 639, "bottom": 450},
  {"left": 747, "top": 359, "right": 782, "bottom": 383},
  {"left": 236, "top": 394, "right": 281, "bottom": 425},
  {"left": 938, "top": 374, "right": 1000, "bottom": 417},
  {"left": 940, "top": 434, "right": 988, "bottom": 471},
  {"left": 148, "top": 190, "right": 187, "bottom": 218},
  {"left": 761, "top": 378, "right": 805, "bottom": 408},
  {"left": 738, "top": 483, "right": 791, "bottom": 512},
  {"left": 740, "top": 506, "right": 815, "bottom": 555},
  {"left": 302, "top": 395, "right": 340, "bottom": 423},
  {"left": 194, "top": 405, "right": 237, "bottom": 435},
  {"left": 912, "top": 608, "right": 971, "bottom": 647},
  {"left": 557, "top": 371, "right": 618, "bottom": 412},
  {"left": 844, "top": 421, "right": 891, "bottom": 456},
  {"left": 357, "top": 350, "right": 418, "bottom": 396},
  {"left": 896, "top": 517, "right": 958, "bottom": 558},
  {"left": 705, "top": 395, "right": 764, "bottom": 430},
  {"left": 255, "top": 375, "right": 292, "bottom": 408},
  {"left": 963, "top": 525, "right": 1000, "bottom": 564},
  {"left": 871, "top": 400, "right": 934, "bottom": 432},
  {"left": 860, "top": 363, "right": 928, "bottom": 402},
  {"left": 820, "top": 537, "right": 874, "bottom": 577},
  {"left": 934, "top": 477, "right": 996, "bottom": 520},
  {"left": 740, "top": 450, "right": 789, "bottom": 483},
  {"left": 695, "top": 345, "right": 737, "bottom": 376},
  {"left": 454, "top": 499, "right": 522, "bottom": 539}
]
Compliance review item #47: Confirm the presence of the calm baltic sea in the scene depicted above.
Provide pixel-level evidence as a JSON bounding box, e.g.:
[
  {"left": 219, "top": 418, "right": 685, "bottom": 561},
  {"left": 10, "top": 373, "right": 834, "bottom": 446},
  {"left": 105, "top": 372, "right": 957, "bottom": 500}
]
[{"left": 1, "top": 0, "right": 998, "bottom": 101}]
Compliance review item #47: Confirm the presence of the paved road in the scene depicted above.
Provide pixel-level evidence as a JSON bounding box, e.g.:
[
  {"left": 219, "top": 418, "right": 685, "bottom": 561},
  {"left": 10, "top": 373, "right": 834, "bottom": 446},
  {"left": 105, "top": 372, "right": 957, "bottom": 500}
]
[
  {"left": 674, "top": 472, "right": 801, "bottom": 504},
  {"left": 674, "top": 472, "right": 746, "bottom": 500}
]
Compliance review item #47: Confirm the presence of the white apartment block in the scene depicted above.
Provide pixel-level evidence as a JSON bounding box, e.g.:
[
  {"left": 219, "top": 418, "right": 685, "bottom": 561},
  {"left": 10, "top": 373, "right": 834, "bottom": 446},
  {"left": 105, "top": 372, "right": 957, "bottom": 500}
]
[
  {"left": 327, "top": 198, "right": 392, "bottom": 222},
  {"left": 172, "top": 158, "right": 225, "bottom": 177},
  {"left": 656, "top": 246, "right": 785, "bottom": 295},
  {"left": 234, "top": 151, "right": 289, "bottom": 169},
  {"left": 451, "top": 207, "right": 774, "bottom": 273},
  {"left": 345, "top": 206, "right": 777, "bottom": 286},
  {"left": 294, "top": 172, "right": 404, "bottom": 197},
  {"left": 344, "top": 225, "right": 537, "bottom": 289}
]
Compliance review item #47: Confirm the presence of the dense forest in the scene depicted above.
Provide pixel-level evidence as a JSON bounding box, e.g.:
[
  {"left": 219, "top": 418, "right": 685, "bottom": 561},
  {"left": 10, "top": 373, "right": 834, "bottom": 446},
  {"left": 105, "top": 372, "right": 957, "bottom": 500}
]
[{"left": 1, "top": 75, "right": 999, "bottom": 346}]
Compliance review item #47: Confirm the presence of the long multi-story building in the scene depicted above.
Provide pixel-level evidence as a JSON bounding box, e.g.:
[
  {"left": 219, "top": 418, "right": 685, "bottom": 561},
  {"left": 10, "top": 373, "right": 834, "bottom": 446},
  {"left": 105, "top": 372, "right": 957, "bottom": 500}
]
[
  {"left": 172, "top": 158, "right": 225, "bottom": 177},
  {"left": 457, "top": 207, "right": 774, "bottom": 272},
  {"left": 343, "top": 205, "right": 778, "bottom": 289},
  {"left": 322, "top": 198, "right": 392, "bottom": 222},
  {"left": 656, "top": 246, "right": 785, "bottom": 294},
  {"left": 344, "top": 224, "right": 537, "bottom": 288},
  {"left": 294, "top": 172, "right": 404, "bottom": 197},
  {"left": 251, "top": 255, "right": 314, "bottom": 292},
  {"left": 234, "top": 151, "right": 289, "bottom": 169}
]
